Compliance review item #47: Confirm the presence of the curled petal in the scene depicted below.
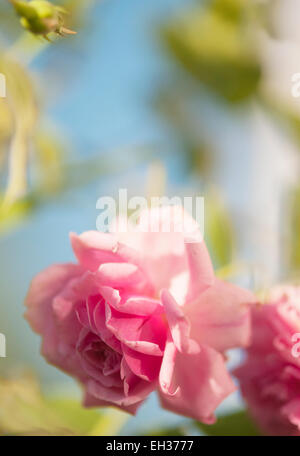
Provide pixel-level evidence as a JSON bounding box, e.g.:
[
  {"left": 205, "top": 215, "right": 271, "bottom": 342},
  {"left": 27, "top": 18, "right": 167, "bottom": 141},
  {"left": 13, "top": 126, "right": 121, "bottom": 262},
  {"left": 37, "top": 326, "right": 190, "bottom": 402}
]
[
  {"left": 105, "top": 304, "right": 144, "bottom": 342},
  {"left": 124, "top": 340, "right": 163, "bottom": 356},
  {"left": 93, "top": 302, "right": 122, "bottom": 354},
  {"left": 184, "top": 240, "right": 215, "bottom": 304},
  {"left": 101, "top": 286, "right": 162, "bottom": 316},
  {"left": 119, "top": 296, "right": 163, "bottom": 316},
  {"left": 159, "top": 338, "right": 179, "bottom": 396},
  {"left": 105, "top": 301, "right": 166, "bottom": 354},
  {"left": 159, "top": 343, "right": 236, "bottom": 423},
  {"left": 122, "top": 344, "right": 162, "bottom": 382},
  {"left": 161, "top": 289, "right": 199, "bottom": 354}
]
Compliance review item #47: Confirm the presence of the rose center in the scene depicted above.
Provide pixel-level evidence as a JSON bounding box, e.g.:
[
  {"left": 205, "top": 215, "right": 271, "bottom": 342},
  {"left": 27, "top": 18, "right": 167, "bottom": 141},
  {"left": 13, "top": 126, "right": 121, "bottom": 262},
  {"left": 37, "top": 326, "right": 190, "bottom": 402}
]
[{"left": 82, "top": 336, "right": 121, "bottom": 376}]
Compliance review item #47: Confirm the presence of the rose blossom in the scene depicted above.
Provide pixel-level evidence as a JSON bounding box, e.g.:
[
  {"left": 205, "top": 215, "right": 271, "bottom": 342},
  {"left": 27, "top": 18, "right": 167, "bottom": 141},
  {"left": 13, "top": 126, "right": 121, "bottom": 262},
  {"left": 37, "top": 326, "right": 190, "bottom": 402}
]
[
  {"left": 25, "top": 205, "right": 254, "bottom": 423},
  {"left": 235, "top": 285, "right": 300, "bottom": 435}
]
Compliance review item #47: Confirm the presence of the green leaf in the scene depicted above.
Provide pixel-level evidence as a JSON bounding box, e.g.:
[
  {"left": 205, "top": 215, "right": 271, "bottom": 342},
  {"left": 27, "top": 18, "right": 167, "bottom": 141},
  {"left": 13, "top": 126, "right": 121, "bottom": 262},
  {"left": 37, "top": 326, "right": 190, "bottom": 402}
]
[
  {"left": 45, "top": 397, "right": 129, "bottom": 436},
  {"left": 44, "top": 398, "right": 103, "bottom": 436},
  {"left": 0, "top": 195, "right": 36, "bottom": 235},
  {"left": 259, "top": 94, "right": 300, "bottom": 150},
  {"left": 145, "top": 428, "right": 186, "bottom": 436},
  {"left": 284, "top": 184, "right": 300, "bottom": 274},
  {"left": 0, "top": 373, "right": 128, "bottom": 436},
  {"left": 206, "top": 192, "right": 235, "bottom": 268},
  {"left": 195, "top": 410, "right": 261, "bottom": 436},
  {"left": 162, "top": 0, "right": 261, "bottom": 102}
]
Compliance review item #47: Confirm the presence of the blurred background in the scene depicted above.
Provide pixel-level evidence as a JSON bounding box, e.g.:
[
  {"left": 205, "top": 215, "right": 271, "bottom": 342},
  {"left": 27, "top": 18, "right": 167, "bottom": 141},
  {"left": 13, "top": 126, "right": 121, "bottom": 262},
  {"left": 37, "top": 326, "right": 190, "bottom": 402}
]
[{"left": 1, "top": 0, "right": 300, "bottom": 435}]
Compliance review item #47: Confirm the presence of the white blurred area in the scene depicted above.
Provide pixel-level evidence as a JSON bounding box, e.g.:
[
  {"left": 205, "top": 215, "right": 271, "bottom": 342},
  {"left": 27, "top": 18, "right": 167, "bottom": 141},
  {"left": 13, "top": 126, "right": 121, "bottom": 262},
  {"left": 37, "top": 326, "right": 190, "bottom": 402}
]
[
  {"left": 260, "top": 0, "right": 300, "bottom": 110},
  {"left": 216, "top": 0, "right": 300, "bottom": 289},
  {"left": 251, "top": 0, "right": 300, "bottom": 285},
  {"left": 248, "top": 107, "right": 299, "bottom": 286}
]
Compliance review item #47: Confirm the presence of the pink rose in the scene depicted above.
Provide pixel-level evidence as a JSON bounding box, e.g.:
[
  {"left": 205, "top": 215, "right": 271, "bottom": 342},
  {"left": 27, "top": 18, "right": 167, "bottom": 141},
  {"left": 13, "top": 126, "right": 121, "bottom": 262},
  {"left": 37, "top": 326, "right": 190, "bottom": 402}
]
[
  {"left": 25, "top": 206, "right": 254, "bottom": 423},
  {"left": 235, "top": 286, "right": 300, "bottom": 435}
]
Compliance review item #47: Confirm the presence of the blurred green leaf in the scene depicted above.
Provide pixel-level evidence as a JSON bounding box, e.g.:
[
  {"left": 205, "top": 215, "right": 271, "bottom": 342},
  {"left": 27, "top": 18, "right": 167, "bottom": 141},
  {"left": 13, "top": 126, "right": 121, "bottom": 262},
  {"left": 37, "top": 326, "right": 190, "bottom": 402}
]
[
  {"left": 0, "top": 372, "right": 128, "bottom": 436},
  {"left": 0, "top": 372, "right": 75, "bottom": 435},
  {"left": 162, "top": 0, "right": 261, "bottom": 102},
  {"left": 195, "top": 410, "right": 261, "bottom": 436},
  {"left": 215, "top": 261, "right": 248, "bottom": 281},
  {"left": 0, "top": 53, "right": 38, "bottom": 206},
  {"left": 44, "top": 397, "right": 104, "bottom": 436},
  {"left": 260, "top": 95, "right": 300, "bottom": 150},
  {"left": 206, "top": 192, "right": 235, "bottom": 268},
  {"left": 45, "top": 398, "right": 128, "bottom": 436},
  {"left": 0, "top": 195, "right": 36, "bottom": 234},
  {"left": 211, "top": 0, "right": 247, "bottom": 23},
  {"left": 34, "top": 131, "right": 65, "bottom": 195},
  {"left": 285, "top": 184, "right": 300, "bottom": 273},
  {"left": 86, "top": 408, "right": 129, "bottom": 436},
  {"left": 145, "top": 427, "right": 186, "bottom": 436},
  {"left": 0, "top": 144, "right": 155, "bottom": 236}
]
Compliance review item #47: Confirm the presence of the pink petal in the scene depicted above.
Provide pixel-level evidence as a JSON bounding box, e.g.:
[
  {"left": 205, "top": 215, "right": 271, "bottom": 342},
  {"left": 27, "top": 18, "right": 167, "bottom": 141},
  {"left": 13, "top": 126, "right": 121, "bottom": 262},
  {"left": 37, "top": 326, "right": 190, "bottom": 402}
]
[
  {"left": 52, "top": 295, "right": 82, "bottom": 350},
  {"left": 25, "top": 263, "right": 82, "bottom": 333},
  {"left": 161, "top": 289, "right": 199, "bottom": 354},
  {"left": 123, "top": 340, "right": 163, "bottom": 356},
  {"left": 122, "top": 344, "right": 162, "bottom": 381},
  {"left": 105, "top": 300, "right": 167, "bottom": 355},
  {"left": 86, "top": 376, "right": 154, "bottom": 407},
  {"left": 159, "top": 337, "right": 179, "bottom": 396},
  {"left": 92, "top": 301, "right": 123, "bottom": 354},
  {"left": 83, "top": 392, "right": 143, "bottom": 415},
  {"left": 100, "top": 286, "right": 161, "bottom": 316},
  {"left": 105, "top": 304, "right": 145, "bottom": 342},
  {"left": 25, "top": 264, "right": 88, "bottom": 378},
  {"left": 158, "top": 343, "right": 236, "bottom": 423},
  {"left": 97, "top": 263, "right": 151, "bottom": 293},
  {"left": 118, "top": 296, "right": 163, "bottom": 316},
  {"left": 282, "top": 399, "right": 300, "bottom": 430},
  {"left": 75, "top": 295, "right": 103, "bottom": 334},
  {"left": 185, "top": 279, "right": 255, "bottom": 352},
  {"left": 70, "top": 231, "right": 141, "bottom": 272},
  {"left": 116, "top": 206, "right": 190, "bottom": 293},
  {"left": 76, "top": 329, "right": 122, "bottom": 388},
  {"left": 184, "top": 240, "right": 214, "bottom": 304}
]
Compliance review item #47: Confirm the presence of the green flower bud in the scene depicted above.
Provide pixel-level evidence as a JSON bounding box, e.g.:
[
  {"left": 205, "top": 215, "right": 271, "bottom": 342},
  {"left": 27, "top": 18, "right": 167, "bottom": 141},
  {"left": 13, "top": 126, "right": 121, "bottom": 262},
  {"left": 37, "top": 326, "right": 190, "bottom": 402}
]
[{"left": 11, "top": 0, "right": 76, "bottom": 37}]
